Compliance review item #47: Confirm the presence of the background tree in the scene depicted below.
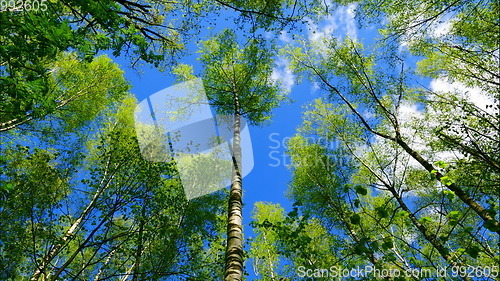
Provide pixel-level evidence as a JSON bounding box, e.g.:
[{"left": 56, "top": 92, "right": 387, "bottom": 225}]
[
  {"left": 0, "top": 0, "right": 187, "bottom": 131},
  {"left": 287, "top": 33, "right": 498, "bottom": 230},
  {"left": 279, "top": 0, "right": 499, "bottom": 275},
  {"left": 250, "top": 202, "right": 340, "bottom": 280},
  {"left": 0, "top": 62, "right": 228, "bottom": 281}
]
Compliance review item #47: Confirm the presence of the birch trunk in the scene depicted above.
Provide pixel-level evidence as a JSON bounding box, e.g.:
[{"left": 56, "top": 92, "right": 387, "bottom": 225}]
[{"left": 224, "top": 95, "right": 244, "bottom": 281}]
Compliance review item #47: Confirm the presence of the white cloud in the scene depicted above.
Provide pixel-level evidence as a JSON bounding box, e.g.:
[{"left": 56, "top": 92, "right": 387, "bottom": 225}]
[
  {"left": 271, "top": 56, "right": 295, "bottom": 94},
  {"left": 362, "top": 109, "right": 375, "bottom": 120},
  {"left": 395, "top": 100, "right": 464, "bottom": 165},
  {"left": 399, "top": 13, "right": 454, "bottom": 52},
  {"left": 430, "top": 77, "right": 495, "bottom": 113},
  {"left": 311, "top": 82, "right": 320, "bottom": 93},
  {"left": 279, "top": 30, "right": 292, "bottom": 43},
  {"left": 306, "top": 3, "right": 358, "bottom": 43},
  {"left": 396, "top": 101, "right": 428, "bottom": 164},
  {"left": 422, "top": 77, "right": 492, "bottom": 162},
  {"left": 344, "top": 4, "right": 358, "bottom": 39},
  {"left": 431, "top": 12, "right": 455, "bottom": 38},
  {"left": 432, "top": 20, "right": 452, "bottom": 37},
  {"left": 305, "top": 16, "right": 336, "bottom": 43},
  {"left": 398, "top": 102, "right": 423, "bottom": 122},
  {"left": 429, "top": 77, "right": 449, "bottom": 92}
]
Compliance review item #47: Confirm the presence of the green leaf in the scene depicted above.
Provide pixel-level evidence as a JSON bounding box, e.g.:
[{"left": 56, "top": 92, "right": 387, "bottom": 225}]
[
  {"left": 434, "top": 161, "right": 448, "bottom": 169},
  {"left": 420, "top": 217, "right": 432, "bottom": 223},
  {"left": 382, "top": 238, "right": 393, "bottom": 250},
  {"left": 487, "top": 208, "right": 497, "bottom": 216},
  {"left": 4, "top": 183, "right": 15, "bottom": 192},
  {"left": 463, "top": 226, "right": 474, "bottom": 233},
  {"left": 443, "top": 189, "right": 455, "bottom": 200},
  {"left": 350, "top": 214, "right": 361, "bottom": 225},
  {"left": 447, "top": 211, "right": 460, "bottom": 219},
  {"left": 353, "top": 242, "right": 368, "bottom": 254},
  {"left": 396, "top": 210, "right": 409, "bottom": 218},
  {"left": 455, "top": 248, "right": 466, "bottom": 256},
  {"left": 465, "top": 246, "right": 481, "bottom": 259},
  {"left": 287, "top": 208, "right": 298, "bottom": 218},
  {"left": 353, "top": 199, "right": 360, "bottom": 208},
  {"left": 384, "top": 252, "right": 396, "bottom": 261},
  {"left": 354, "top": 185, "right": 367, "bottom": 196},
  {"left": 484, "top": 220, "right": 499, "bottom": 232},
  {"left": 440, "top": 176, "right": 453, "bottom": 186},
  {"left": 376, "top": 207, "right": 389, "bottom": 218}
]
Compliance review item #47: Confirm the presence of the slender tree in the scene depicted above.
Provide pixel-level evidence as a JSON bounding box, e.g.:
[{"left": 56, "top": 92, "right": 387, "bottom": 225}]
[
  {"left": 177, "top": 29, "right": 286, "bottom": 280},
  {"left": 250, "top": 202, "right": 339, "bottom": 280}
]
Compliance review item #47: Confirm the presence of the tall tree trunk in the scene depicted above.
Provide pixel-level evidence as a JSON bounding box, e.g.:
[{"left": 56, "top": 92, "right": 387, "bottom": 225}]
[
  {"left": 132, "top": 204, "right": 146, "bottom": 281},
  {"left": 225, "top": 95, "right": 244, "bottom": 281}
]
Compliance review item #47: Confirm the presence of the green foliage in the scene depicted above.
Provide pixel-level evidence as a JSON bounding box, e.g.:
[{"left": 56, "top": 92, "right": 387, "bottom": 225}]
[
  {"left": 0, "top": 89, "right": 227, "bottom": 280},
  {"left": 250, "top": 202, "right": 341, "bottom": 279},
  {"left": 350, "top": 213, "right": 361, "bottom": 225},
  {"left": 216, "top": 0, "right": 325, "bottom": 32},
  {"left": 197, "top": 29, "right": 286, "bottom": 124},
  {"left": 1, "top": 0, "right": 498, "bottom": 279},
  {"left": 283, "top": 0, "right": 500, "bottom": 271},
  {"left": 2, "top": 0, "right": 315, "bottom": 133},
  {"left": 354, "top": 185, "right": 367, "bottom": 195},
  {"left": 0, "top": 0, "right": 196, "bottom": 132},
  {"left": 1, "top": 52, "right": 129, "bottom": 131}
]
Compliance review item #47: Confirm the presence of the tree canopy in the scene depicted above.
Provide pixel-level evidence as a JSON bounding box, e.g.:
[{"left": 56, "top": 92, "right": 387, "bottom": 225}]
[{"left": 1, "top": 0, "right": 498, "bottom": 280}]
